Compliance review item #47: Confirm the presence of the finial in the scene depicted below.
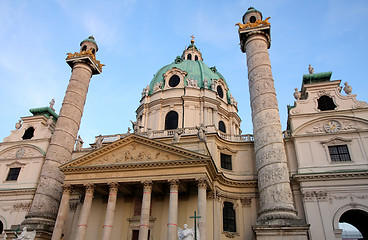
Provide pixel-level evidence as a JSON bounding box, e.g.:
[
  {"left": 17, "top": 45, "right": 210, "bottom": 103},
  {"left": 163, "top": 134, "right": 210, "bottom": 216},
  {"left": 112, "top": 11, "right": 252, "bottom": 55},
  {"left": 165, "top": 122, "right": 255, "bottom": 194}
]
[
  {"left": 89, "top": 35, "right": 95, "bottom": 40},
  {"left": 343, "top": 82, "right": 352, "bottom": 95},
  {"left": 308, "top": 64, "right": 314, "bottom": 74},
  {"left": 190, "top": 35, "right": 195, "bottom": 44}
]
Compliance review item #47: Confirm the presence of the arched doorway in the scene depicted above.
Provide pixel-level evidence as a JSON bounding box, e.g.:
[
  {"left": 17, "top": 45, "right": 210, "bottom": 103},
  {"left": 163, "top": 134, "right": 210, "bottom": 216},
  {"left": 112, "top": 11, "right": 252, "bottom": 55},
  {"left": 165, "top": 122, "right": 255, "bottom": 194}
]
[{"left": 339, "top": 209, "right": 367, "bottom": 239}]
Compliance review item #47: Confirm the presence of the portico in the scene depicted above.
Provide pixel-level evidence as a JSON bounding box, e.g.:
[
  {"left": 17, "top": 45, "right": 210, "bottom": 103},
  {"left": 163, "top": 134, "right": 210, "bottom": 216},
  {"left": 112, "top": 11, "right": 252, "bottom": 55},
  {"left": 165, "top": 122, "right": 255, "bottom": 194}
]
[{"left": 51, "top": 134, "right": 213, "bottom": 240}]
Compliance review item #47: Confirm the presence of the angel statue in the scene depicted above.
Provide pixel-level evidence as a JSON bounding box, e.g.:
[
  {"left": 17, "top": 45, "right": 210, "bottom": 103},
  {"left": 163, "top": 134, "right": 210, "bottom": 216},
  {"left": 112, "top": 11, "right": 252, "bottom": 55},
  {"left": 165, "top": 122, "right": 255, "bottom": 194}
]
[
  {"left": 178, "top": 224, "right": 200, "bottom": 240},
  {"left": 15, "top": 227, "right": 36, "bottom": 240}
]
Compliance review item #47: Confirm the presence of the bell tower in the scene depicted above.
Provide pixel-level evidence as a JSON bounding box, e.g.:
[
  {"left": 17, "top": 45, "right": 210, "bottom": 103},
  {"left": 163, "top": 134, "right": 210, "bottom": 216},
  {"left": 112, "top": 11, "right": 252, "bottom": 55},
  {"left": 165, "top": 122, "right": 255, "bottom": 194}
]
[
  {"left": 237, "top": 7, "right": 309, "bottom": 239},
  {"left": 22, "top": 36, "right": 103, "bottom": 238}
]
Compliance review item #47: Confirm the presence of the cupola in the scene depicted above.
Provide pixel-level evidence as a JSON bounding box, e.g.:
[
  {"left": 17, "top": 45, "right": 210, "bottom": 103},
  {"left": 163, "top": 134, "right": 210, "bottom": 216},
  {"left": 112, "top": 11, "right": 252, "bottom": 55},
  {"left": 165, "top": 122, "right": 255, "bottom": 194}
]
[
  {"left": 80, "top": 36, "right": 98, "bottom": 56},
  {"left": 181, "top": 36, "right": 203, "bottom": 61},
  {"left": 242, "top": 7, "right": 263, "bottom": 24}
]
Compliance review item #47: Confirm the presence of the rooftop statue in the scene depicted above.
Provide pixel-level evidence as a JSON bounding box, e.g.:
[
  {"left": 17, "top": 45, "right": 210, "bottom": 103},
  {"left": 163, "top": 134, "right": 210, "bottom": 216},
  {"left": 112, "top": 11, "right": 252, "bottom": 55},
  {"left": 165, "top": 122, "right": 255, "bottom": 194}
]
[
  {"left": 95, "top": 134, "right": 103, "bottom": 149},
  {"left": 293, "top": 88, "right": 301, "bottom": 100},
  {"left": 49, "top": 98, "right": 55, "bottom": 111},
  {"left": 308, "top": 64, "right": 314, "bottom": 74},
  {"left": 75, "top": 135, "right": 84, "bottom": 151}
]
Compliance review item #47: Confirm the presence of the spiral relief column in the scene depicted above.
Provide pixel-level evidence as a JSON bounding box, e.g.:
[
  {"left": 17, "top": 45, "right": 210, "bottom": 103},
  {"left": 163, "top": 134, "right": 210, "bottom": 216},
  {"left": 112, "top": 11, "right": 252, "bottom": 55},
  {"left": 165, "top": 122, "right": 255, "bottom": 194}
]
[
  {"left": 22, "top": 36, "right": 103, "bottom": 234},
  {"left": 237, "top": 8, "right": 304, "bottom": 226}
]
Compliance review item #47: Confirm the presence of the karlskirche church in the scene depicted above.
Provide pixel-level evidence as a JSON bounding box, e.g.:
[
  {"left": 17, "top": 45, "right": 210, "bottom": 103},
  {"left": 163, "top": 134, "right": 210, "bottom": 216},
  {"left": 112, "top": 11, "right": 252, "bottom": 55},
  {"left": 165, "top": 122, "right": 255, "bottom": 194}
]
[{"left": 0, "top": 7, "right": 367, "bottom": 240}]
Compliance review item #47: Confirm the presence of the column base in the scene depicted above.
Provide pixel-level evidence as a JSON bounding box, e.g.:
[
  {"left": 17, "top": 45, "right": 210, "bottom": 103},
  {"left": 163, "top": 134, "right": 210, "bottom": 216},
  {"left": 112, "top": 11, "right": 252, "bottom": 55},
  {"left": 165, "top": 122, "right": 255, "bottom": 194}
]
[
  {"left": 4, "top": 225, "right": 53, "bottom": 240},
  {"left": 253, "top": 225, "right": 310, "bottom": 240}
]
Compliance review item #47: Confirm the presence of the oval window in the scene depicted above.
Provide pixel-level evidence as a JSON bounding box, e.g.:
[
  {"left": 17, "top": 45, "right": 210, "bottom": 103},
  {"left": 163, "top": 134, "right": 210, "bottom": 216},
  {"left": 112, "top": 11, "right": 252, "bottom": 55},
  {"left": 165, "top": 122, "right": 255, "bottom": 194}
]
[
  {"left": 169, "top": 75, "right": 180, "bottom": 87},
  {"left": 217, "top": 85, "right": 224, "bottom": 98}
]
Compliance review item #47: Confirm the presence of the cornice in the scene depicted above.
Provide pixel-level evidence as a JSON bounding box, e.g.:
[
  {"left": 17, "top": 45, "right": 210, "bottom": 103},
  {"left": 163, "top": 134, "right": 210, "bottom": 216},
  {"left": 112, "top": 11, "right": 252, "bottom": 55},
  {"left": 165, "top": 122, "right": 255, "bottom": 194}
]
[
  {"left": 0, "top": 188, "right": 36, "bottom": 196},
  {"left": 293, "top": 170, "right": 368, "bottom": 181}
]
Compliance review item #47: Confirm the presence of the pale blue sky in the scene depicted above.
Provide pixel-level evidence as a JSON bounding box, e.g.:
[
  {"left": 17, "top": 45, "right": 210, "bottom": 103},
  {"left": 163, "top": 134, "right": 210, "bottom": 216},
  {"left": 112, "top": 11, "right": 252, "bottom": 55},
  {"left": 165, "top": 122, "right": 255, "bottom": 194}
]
[{"left": 1, "top": 0, "right": 367, "bottom": 145}]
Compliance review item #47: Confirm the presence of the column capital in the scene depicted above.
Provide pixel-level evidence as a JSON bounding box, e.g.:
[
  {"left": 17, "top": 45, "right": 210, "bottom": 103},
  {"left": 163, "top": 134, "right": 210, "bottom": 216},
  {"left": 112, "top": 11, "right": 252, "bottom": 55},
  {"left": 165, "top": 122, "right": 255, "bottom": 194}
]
[
  {"left": 196, "top": 178, "right": 207, "bottom": 189},
  {"left": 62, "top": 184, "right": 72, "bottom": 193},
  {"left": 108, "top": 182, "right": 119, "bottom": 194},
  {"left": 142, "top": 180, "right": 153, "bottom": 192},
  {"left": 168, "top": 179, "right": 179, "bottom": 190},
  {"left": 84, "top": 183, "right": 95, "bottom": 194}
]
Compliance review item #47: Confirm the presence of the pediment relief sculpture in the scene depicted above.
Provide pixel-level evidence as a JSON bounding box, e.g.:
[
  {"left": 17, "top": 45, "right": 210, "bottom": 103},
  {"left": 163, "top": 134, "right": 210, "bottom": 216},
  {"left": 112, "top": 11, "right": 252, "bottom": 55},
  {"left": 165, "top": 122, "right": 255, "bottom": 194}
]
[{"left": 62, "top": 135, "right": 208, "bottom": 169}]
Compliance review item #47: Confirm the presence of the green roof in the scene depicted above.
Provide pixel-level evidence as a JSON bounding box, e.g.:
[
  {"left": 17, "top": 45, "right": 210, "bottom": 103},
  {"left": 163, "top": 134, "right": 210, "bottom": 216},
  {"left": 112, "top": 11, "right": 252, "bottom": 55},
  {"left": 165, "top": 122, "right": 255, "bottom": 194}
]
[
  {"left": 244, "top": 7, "right": 262, "bottom": 18},
  {"left": 303, "top": 71, "right": 332, "bottom": 84},
  {"left": 29, "top": 107, "right": 58, "bottom": 120},
  {"left": 149, "top": 60, "right": 232, "bottom": 103}
]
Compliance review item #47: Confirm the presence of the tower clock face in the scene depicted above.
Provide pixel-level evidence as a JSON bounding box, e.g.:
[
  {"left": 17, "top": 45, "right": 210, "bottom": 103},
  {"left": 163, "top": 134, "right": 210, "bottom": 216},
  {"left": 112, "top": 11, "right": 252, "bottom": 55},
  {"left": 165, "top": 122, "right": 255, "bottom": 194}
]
[{"left": 325, "top": 120, "right": 341, "bottom": 133}]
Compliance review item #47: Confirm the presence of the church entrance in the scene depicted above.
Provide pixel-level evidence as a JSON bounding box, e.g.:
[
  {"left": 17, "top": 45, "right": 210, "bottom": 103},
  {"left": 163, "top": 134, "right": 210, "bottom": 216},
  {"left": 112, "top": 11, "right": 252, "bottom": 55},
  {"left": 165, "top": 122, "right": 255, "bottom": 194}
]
[
  {"left": 132, "top": 230, "right": 150, "bottom": 240},
  {"left": 339, "top": 209, "right": 368, "bottom": 239}
]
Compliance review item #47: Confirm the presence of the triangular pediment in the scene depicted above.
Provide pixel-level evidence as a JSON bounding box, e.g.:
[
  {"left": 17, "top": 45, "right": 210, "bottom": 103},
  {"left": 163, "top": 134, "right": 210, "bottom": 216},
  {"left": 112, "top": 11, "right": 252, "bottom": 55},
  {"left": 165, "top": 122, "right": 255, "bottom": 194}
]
[{"left": 61, "top": 134, "right": 209, "bottom": 169}]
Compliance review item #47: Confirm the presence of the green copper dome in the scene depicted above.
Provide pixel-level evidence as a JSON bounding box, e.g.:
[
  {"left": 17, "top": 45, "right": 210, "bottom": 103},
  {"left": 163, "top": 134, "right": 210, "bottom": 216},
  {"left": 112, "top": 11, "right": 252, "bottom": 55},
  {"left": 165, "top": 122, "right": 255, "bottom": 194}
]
[{"left": 149, "top": 59, "right": 232, "bottom": 103}]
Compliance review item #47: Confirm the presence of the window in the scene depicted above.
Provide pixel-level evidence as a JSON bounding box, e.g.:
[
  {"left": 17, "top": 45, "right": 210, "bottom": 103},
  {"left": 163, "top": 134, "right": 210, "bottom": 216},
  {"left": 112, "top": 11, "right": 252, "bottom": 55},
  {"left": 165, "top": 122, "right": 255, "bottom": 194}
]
[
  {"left": 165, "top": 111, "right": 179, "bottom": 130},
  {"left": 219, "top": 121, "right": 226, "bottom": 133},
  {"left": 249, "top": 16, "right": 256, "bottom": 23},
  {"left": 195, "top": 55, "right": 198, "bottom": 61},
  {"left": 329, "top": 145, "right": 351, "bottom": 162},
  {"left": 221, "top": 153, "right": 232, "bottom": 170},
  {"left": 223, "top": 202, "right": 236, "bottom": 232},
  {"left": 318, "top": 95, "right": 336, "bottom": 111},
  {"left": 0, "top": 220, "right": 3, "bottom": 234},
  {"left": 169, "top": 75, "right": 180, "bottom": 87},
  {"left": 81, "top": 45, "right": 87, "bottom": 51},
  {"left": 22, "top": 127, "right": 35, "bottom": 140},
  {"left": 187, "top": 54, "right": 192, "bottom": 60},
  {"left": 217, "top": 85, "right": 224, "bottom": 98},
  {"left": 6, "top": 167, "right": 21, "bottom": 181}
]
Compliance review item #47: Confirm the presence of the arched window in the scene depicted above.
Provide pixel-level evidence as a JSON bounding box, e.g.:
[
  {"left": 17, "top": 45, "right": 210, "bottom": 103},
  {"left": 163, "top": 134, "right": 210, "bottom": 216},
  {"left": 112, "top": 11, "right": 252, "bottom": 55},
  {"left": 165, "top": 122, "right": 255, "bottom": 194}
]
[
  {"left": 339, "top": 209, "right": 368, "bottom": 239},
  {"left": 219, "top": 121, "right": 226, "bottom": 133},
  {"left": 223, "top": 202, "right": 236, "bottom": 232},
  {"left": 217, "top": 85, "right": 224, "bottom": 98},
  {"left": 250, "top": 16, "right": 256, "bottom": 23},
  {"left": 195, "top": 55, "right": 198, "bottom": 61},
  {"left": 165, "top": 111, "right": 179, "bottom": 130},
  {"left": 0, "top": 220, "right": 3, "bottom": 234},
  {"left": 22, "top": 127, "right": 35, "bottom": 140},
  {"left": 169, "top": 75, "right": 180, "bottom": 87},
  {"left": 92, "top": 49, "right": 96, "bottom": 55},
  {"left": 187, "top": 54, "right": 192, "bottom": 60},
  {"left": 317, "top": 95, "right": 336, "bottom": 111},
  {"left": 81, "top": 45, "right": 87, "bottom": 52}
]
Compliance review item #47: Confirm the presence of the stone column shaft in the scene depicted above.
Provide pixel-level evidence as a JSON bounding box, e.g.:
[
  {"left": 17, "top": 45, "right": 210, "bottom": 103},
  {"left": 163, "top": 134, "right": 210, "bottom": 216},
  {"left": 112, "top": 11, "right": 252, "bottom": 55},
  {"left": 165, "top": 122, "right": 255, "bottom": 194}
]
[
  {"left": 24, "top": 62, "right": 94, "bottom": 226},
  {"left": 75, "top": 184, "right": 95, "bottom": 240},
  {"left": 102, "top": 182, "right": 119, "bottom": 240},
  {"left": 244, "top": 33, "right": 299, "bottom": 223},
  {"left": 197, "top": 178, "right": 207, "bottom": 240},
  {"left": 138, "top": 181, "right": 152, "bottom": 240},
  {"left": 167, "top": 179, "right": 179, "bottom": 240},
  {"left": 51, "top": 184, "right": 72, "bottom": 240}
]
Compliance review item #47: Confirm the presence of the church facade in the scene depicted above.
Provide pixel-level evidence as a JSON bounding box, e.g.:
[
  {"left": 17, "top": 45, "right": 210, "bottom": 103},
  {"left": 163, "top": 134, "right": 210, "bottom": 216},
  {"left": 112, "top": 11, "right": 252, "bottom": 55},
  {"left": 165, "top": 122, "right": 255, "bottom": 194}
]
[{"left": 0, "top": 7, "right": 367, "bottom": 240}]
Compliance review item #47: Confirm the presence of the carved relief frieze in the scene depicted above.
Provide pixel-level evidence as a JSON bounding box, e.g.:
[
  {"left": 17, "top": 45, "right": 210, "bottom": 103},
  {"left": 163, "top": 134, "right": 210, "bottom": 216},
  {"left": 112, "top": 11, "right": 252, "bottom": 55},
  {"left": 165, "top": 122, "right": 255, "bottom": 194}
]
[
  {"left": 302, "top": 190, "right": 328, "bottom": 201},
  {"left": 13, "top": 202, "right": 31, "bottom": 211},
  {"left": 0, "top": 146, "right": 44, "bottom": 160},
  {"left": 223, "top": 231, "right": 239, "bottom": 238}
]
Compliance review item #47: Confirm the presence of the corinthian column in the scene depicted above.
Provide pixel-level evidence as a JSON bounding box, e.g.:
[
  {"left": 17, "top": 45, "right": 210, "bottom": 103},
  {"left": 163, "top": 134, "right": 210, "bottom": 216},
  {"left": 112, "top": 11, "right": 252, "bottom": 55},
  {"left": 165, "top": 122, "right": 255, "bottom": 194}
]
[
  {"left": 138, "top": 181, "right": 153, "bottom": 240},
  {"left": 238, "top": 9, "right": 301, "bottom": 225},
  {"left": 167, "top": 179, "right": 179, "bottom": 240},
  {"left": 51, "top": 184, "right": 72, "bottom": 240},
  {"left": 102, "top": 182, "right": 119, "bottom": 240},
  {"left": 75, "top": 184, "right": 95, "bottom": 240},
  {"left": 23, "top": 36, "right": 103, "bottom": 231},
  {"left": 197, "top": 178, "right": 207, "bottom": 240}
]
